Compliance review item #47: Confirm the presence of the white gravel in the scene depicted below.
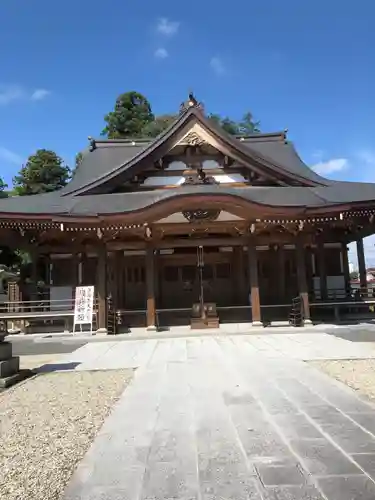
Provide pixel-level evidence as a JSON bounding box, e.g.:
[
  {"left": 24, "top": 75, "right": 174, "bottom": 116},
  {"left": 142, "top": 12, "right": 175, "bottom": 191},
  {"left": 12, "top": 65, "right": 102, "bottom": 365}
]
[
  {"left": 310, "top": 359, "right": 375, "bottom": 401},
  {"left": 0, "top": 369, "right": 133, "bottom": 500}
]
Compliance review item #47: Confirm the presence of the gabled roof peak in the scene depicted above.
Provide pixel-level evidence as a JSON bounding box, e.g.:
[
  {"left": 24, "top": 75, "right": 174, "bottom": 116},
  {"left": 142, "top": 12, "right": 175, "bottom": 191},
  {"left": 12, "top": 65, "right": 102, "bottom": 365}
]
[{"left": 179, "top": 91, "right": 205, "bottom": 115}]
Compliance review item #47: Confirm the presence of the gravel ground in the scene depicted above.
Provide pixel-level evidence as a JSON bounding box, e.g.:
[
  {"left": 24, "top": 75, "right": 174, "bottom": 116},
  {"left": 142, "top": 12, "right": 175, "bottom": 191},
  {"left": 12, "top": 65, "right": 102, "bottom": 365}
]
[
  {"left": 0, "top": 369, "right": 133, "bottom": 500},
  {"left": 310, "top": 359, "right": 375, "bottom": 401}
]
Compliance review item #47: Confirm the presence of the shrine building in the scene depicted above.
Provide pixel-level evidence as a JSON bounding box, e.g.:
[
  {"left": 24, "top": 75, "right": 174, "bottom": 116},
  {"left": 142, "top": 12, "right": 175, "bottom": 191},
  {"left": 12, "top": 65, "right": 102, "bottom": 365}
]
[{"left": 0, "top": 93, "right": 374, "bottom": 332}]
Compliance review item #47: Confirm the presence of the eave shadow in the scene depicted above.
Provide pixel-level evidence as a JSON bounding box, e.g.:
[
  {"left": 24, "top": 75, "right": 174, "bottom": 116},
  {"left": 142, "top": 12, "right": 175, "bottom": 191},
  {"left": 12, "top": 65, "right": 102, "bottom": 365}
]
[{"left": 36, "top": 362, "right": 81, "bottom": 373}]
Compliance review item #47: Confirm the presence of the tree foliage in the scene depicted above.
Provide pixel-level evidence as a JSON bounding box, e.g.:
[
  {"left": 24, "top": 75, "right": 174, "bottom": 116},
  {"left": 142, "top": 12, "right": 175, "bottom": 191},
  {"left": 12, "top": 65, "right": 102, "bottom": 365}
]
[
  {"left": 13, "top": 149, "right": 70, "bottom": 196},
  {"left": 141, "top": 114, "right": 177, "bottom": 138},
  {"left": 102, "top": 90, "right": 261, "bottom": 140},
  {"left": 72, "top": 151, "right": 84, "bottom": 177},
  {"left": 208, "top": 112, "right": 260, "bottom": 136},
  {"left": 0, "top": 177, "right": 8, "bottom": 198},
  {"left": 0, "top": 247, "right": 23, "bottom": 269},
  {"left": 102, "top": 91, "right": 154, "bottom": 139},
  {"left": 75, "top": 152, "right": 83, "bottom": 169}
]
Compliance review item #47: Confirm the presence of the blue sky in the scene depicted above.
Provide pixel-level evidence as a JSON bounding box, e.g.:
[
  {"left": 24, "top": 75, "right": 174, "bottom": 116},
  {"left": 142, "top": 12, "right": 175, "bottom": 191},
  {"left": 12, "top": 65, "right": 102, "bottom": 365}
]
[{"left": 0, "top": 0, "right": 375, "bottom": 264}]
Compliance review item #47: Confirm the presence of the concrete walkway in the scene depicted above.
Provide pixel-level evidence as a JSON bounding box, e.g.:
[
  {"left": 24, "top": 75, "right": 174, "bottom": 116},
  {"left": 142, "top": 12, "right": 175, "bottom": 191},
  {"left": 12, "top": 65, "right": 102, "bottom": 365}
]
[{"left": 63, "top": 334, "right": 375, "bottom": 499}]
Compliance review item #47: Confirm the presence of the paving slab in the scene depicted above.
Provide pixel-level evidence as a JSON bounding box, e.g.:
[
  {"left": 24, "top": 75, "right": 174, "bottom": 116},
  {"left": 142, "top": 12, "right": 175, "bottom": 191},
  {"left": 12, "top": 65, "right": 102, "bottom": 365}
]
[
  {"left": 317, "top": 475, "right": 375, "bottom": 500},
  {"left": 63, "top": 334, "right": 375, "bottom": 499}
]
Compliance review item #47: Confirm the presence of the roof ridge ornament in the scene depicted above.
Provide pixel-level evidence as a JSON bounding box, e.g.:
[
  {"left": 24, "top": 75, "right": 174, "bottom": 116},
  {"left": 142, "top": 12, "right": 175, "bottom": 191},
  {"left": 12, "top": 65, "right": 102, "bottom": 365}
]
[
  {"left": 179, "top": 91, "right": 205, "bottom": 115},
  {"left": 88, "top": 136, "right": 96, "bottom": 151}
]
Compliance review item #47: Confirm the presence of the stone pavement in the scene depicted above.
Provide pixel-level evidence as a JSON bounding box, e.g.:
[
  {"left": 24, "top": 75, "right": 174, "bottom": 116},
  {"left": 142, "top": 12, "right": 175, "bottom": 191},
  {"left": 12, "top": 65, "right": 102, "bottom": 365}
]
[{"left": 63, "top": 334, "right": 375, "bottom": 499}]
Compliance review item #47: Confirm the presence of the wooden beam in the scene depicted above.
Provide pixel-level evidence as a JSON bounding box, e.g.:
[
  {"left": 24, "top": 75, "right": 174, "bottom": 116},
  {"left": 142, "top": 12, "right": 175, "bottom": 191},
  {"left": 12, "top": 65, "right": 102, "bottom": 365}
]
[
  {"left": 161, "top": 153, "right": 224, "bottom": 164},
  {"left": 141, "top": 167, "right": 246, "bottom": 177}
]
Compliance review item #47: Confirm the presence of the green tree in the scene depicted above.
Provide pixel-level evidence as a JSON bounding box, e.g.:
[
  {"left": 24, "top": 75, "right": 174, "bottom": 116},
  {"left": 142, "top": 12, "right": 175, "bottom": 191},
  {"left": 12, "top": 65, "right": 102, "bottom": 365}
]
[
  {"left": 13, "top": 149, "right": 70, "bottom": 196},
  {"left": 102, "top": 91, "right": 154, "bottom": 139},
  {"left": 141, "top": 114, "right": 177, "bottom": 138},
  {"left": 238, "top": 112, "right": 261, "bottom": 135},
  {"left": 208, "top": 112, "right": 260, "bottom": 136},
  {"left": 0, "top": 177, "right": 8, "bottom": 198},
  {"left": 75, "top": 152, "right": 83, "bottom": 169},
  {"left": 208, "top": 114, "right": 238, "bottom": 135},
  {"left": 70, "top": 151, "right": 85, "bottom": 178},
  {"left": 0, "top": 247, "right": 22, "bottom": 269}
]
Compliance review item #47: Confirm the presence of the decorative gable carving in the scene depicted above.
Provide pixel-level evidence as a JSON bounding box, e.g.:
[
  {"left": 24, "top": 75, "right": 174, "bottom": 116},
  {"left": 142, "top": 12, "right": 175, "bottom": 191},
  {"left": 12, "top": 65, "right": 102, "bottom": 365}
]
[
  {"left": 179, "top": 131, "right": 207, "bottom": 147},
  {"left": 182, "top": 167, "right": 218, "bottom": 186},
  {"left": 182, "top": 209, "right": 220, "bottom": 222}
]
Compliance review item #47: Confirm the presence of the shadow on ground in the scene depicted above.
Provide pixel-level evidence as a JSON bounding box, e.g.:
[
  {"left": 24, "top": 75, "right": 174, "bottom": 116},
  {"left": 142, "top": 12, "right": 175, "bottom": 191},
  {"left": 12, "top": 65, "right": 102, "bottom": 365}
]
[
  {"left": 327, "top": 325, "right": 375, "bottom": 343},
  {"left": 36, "top": 362, "right": 81, "bottom": 373}
]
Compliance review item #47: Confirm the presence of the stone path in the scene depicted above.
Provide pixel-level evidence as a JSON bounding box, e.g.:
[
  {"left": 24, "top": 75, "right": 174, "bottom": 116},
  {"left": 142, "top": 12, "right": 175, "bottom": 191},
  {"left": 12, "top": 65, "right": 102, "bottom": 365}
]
[{"left": 63, "top": 334, "right": 375, "bottom": 499}]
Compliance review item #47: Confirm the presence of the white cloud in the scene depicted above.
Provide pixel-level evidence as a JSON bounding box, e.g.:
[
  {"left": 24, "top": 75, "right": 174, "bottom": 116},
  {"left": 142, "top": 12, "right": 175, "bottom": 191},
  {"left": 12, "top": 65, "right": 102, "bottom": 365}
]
[
  {"left": 156, "top": 18, "right": 180, "bottom": 36},
  {"left": 358, "top": 150, "right": 375, "bottom": 167},
  {"left": 312, "top": 158, "right": 349, "bottom": 175},
  {"left": 0, "top": 84, "right": 51, "bottom": 105},
  {"left": 154, "top": 47, "right": 168, "bottom": 59},
  {"left": 311, "top": 148, "right": 375, "bottom": 267},
  {"left": 0, "top": 85, "right": 26, "bottom": 105},
  {"left": 210, "top": 56, "right": 225, "bottom": 75},
  {"left": 0, "top": 146, "right": 23, "bottom": 165},
  {"left": 31, "top": 88, "right": 51, "bottom": 101}
]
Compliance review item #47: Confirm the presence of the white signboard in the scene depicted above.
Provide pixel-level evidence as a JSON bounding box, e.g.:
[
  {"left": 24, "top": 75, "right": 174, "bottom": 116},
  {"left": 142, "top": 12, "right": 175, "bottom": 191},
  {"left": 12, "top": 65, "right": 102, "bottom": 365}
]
[{"left": 73, "top": 286, "right": 95, "bottom": 333}]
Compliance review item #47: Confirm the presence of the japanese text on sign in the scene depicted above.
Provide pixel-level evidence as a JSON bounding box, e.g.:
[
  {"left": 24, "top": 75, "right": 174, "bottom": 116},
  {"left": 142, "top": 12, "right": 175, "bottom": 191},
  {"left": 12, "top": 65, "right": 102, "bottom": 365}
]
[{"left": 74, "top": 286, "right": 94, "bottom": 325}]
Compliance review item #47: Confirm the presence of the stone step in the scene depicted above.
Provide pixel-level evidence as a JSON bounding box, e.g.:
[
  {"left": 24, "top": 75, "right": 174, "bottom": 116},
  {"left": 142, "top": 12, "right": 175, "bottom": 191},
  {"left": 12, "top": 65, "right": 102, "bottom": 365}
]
[
  {"left": 0, "top": 369, "right": 32, "bottom": 389},
  {"left": 0, "top": 356, "right": 20, "bottom": 378}
]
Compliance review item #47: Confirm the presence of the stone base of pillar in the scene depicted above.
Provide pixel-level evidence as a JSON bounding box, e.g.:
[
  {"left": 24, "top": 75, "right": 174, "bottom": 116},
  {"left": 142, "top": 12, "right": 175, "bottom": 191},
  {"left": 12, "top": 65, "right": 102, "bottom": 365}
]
[
  {"left": 0, "top": 340, "right": 31, "bottom": 388},
  {"left": 146, "top": 325, "right": 157, "bottom": 332},
  {"left": 96, "top": 328, "right": 108, "bottom": 335},
  {"left": 0, "top": 357, "right": 19, "bottom": 378},
  {"left": 251, "top": 321, "right": 263, "bottom": 327},
  {"left": 303, "top": 319, "right": 313, "bottom": 326}
]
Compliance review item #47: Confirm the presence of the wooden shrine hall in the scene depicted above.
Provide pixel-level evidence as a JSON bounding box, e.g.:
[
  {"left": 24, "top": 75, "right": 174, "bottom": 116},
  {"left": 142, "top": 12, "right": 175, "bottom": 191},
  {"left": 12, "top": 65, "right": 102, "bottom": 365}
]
[{"left": 0, "top": 93, "right": 375, "bottom": 333}]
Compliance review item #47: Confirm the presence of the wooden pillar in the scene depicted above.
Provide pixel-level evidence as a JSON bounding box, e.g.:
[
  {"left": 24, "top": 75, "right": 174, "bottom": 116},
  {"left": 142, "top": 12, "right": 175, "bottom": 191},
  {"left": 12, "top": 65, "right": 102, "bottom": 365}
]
[
  {"left": 146, "top": 246, "right": 157, "bottom": 330},
  {"left": 29, "top": 249, "right": 39, "bottom": 310},
  {"left": 248, "top": 239, "right": 262, "bottom": 326},
  {"left": 114, "top": 251, "right": 123, "bottom": 307},
  {"left": 317, "top": 241, "right": 328, "bottom": 301},
  {"left": 80, "top": 252, "right": 87, "bottom": 285},
  {"left": 341, "top": 243, "right": 351, "bottom": 297},
  {"left": 154, "top": 250, "right": 161, "bottom": 305},
  {"left": 96, "top": 245, "right": 107, "bottom": 332},
  {"left": 357, "top": 238, "right": 367, "bottom": 295},
  {"left": 277, "top": 246, "right": 286, "bottom": 303},
  {"left": 72, "top": 252, "right": 80, "bottom": 287},
  {"left": 233, "top": 246, "right": 245, "bottom": 304},
  {"left": 296, "top": 238, "right": 312, "bottom": 325}
]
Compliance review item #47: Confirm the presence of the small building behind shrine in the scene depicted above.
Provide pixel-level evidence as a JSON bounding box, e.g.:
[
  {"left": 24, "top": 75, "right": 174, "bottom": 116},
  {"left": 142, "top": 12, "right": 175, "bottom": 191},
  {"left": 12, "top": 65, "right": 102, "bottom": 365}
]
[{"left": 0, "top": 93, "right": 374, "bottom": 332}]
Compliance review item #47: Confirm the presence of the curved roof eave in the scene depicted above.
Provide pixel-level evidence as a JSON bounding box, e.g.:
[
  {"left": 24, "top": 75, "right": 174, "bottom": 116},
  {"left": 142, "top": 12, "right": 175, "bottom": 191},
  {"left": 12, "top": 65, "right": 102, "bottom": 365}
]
[
  {"left": 64, "top": 108, "right": 328, "bottom": 197},
  {"left": 1, "top": 183, "right": 375, "bottom": 220}
]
